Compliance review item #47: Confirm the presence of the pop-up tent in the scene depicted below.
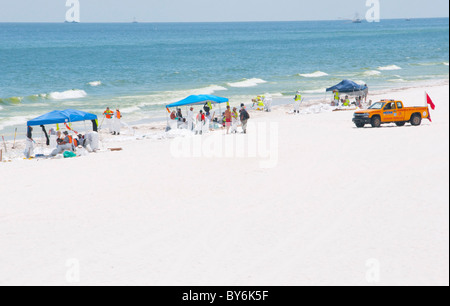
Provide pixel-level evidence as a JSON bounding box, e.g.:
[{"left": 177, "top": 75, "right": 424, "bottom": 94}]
[
  {"left": 326, "top": 80, "right": 368, "bottom": 96},
  {"left": 27, "top": 109, "right": 98, "bottom": 127},
  {"left": 165, "top": 95, "right": 229, "bottom": 131},
  {"left": 27, "top": 109, "right": 98, "bottom": 145},
  {"left": 166, "top": 95, "right": 229, "bottom": 108}
]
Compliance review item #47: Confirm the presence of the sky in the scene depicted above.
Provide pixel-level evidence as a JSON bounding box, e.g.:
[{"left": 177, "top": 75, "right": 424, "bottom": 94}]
[{"left": 0, "top": 0, "right": 448, "bottom": 23}]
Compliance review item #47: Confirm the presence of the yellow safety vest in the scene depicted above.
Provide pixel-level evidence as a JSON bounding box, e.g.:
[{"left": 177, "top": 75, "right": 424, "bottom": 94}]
[
  {"left": 334, "top": 92, "right": 340, "bottom": 100},
  {"left": 295, "top": 95, "right": 302, "bottom": 101}
]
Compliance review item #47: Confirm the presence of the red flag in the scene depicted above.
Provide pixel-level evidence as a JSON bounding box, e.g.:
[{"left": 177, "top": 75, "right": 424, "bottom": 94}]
[
  {"left": 426, "top": 93, "right": 436, "bottom": 110},
  {"left": 427, "top": 107, "right": 432, "bottom": 122}
]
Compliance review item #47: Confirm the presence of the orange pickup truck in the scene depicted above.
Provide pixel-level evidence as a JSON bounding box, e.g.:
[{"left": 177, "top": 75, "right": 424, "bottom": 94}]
[{"left": 353, "top": 100, "right": 430, "bottom": 128}]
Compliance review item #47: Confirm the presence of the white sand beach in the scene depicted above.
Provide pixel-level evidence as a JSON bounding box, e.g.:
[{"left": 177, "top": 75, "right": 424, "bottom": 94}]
[{"left": 0, "top": 82, "right": 448, "bottom": 286}]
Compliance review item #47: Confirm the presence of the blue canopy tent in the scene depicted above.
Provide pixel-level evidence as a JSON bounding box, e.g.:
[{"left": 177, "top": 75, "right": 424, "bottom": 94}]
[
  {"left": 27, "top": 109, "right": 98, "bottom": 146},
  {"left": 165, "top": 95, "right": 229, "bottom": 130},
  {"left": 326, "top": 80, "right": 368, "bottom": 96},
  {"left": 166, "top": 95, "right": 229, "bottom": 108}
]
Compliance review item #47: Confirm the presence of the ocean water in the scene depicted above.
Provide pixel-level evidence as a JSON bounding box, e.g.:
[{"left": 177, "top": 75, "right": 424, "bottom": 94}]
[{"left": 0, "top": 18, "right": 448, "bottom": 136}]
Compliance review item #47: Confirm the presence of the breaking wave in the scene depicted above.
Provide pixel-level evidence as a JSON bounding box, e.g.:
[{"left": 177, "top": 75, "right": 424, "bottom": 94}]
[
  {"left": 88, "top": 81, "right": 102, "bottom": 87},
  {"left": 297, "top": 71, "right": 329, "bottom": 78},
  {"left": 378, "top": 65, "right": 402, "bottom": 71},
  {"left": 303, "top": 88, "right": 327, "bottom": 94},
  {"left": 48, "top": 90, "right": 87, "bottom": 100},
  {"left": 363, "top": 70, "right": 382, "bottom": 76},
  {"left": 227, "top": 78, "right": 267, "bottom": 88}
]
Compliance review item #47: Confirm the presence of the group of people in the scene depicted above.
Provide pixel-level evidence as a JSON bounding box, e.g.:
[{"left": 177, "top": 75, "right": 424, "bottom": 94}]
[
  {"left": 48, "top": 129, "right": 98, "bottom": 156},
  {"left": 332, "top": 88, "right": 368, "bottom": 108},
  {"left": 24, "top": 126, "right": 99, "bottom": 158},
  {"left": 169, "top": 103, "right": 250, "bottom": 135},
  {"left": 103, "top": 107, "right": 122, "bottom": 135},
  {"left": 252, "top": 94, "right": 273, "bottom": 112}
]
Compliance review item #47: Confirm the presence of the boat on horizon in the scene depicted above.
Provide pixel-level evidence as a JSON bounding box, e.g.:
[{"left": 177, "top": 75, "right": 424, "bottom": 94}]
[{"left": 352, "top": 13, "right": 363, "bottom": 23}]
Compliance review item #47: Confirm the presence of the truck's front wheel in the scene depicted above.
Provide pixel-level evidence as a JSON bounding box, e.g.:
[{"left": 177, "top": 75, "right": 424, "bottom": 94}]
[
  {"left": 411, "top": 114, "right": 422, "bottom": 126},
  {"left": 371, "top": 116, "right": 381, "bottom": 128},
  {"left": 355, "top": 123, "right": 365, "bottom": 128}
]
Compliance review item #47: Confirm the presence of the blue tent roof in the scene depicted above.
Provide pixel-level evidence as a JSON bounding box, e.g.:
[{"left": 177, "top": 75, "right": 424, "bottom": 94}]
[
  {"left": 166, "top": 95, "right": 229, "bottom": 108},
  {"left": 27, "top": 109, "right": 98, "bottom": 126},
  {"left": 326, "top": 80, "right": 368, "bottom": 93}
]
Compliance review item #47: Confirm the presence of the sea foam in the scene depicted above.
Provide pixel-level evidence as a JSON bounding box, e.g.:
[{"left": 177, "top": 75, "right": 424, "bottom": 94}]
[
  {"left": 378, "top": 65, "right": 402, "bottom": 71},
  {"left": 88, "top": 81, "right": 102, "bottom": 87},
  {"left": 364, "top": 70, "right": 382, "bottom": 76},
  {"left": 303, "top": 88, "right": 327, "bottom": 94},
  {"left": 298, "top": 71, "right": 329, "bottom": 78},
  {"left": 227, "top": 78, "right": 267, "bottom": 88},
  {"left": 48, "top": 90, "right": 87, "bottom": 100},
  {"left": 193, "top": 85, "right": 228, "bottom": 95}
]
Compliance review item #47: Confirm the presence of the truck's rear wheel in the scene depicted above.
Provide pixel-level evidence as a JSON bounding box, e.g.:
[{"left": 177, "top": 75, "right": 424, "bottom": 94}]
[
  {"left": 411, "top": 114, "right": 422, "bottom": 126},
  {"left": 395, "top": 122, "right": 406, "bottom": 127},
  {"left": 371, "top": 116, "right": 381, "bottom": 128},
  {"left": 355, "top": 123, "right": 365, "bottom": 128}
]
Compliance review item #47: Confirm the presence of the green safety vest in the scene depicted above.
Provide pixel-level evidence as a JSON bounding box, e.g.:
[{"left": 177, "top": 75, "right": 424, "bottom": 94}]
[
  {"left": 295, "top": 95, "right": 302, "bottom": 101},
  {"left": 334, "top": 92, "right": 340, "bottom": 100}
]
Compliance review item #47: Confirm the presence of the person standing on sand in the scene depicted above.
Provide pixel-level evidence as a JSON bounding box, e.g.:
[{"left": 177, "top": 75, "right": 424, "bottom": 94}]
[
  {"left": 230, "top": 107, "right": 239, "bottom": 134},
  {"left": 24, "top": 126, "right": 34, "bottom": 158},
  {"left": 103, "top": 107, "right": 114, "bottom": 133},
  {"left": 294, "top": 91, "right": 302, "bottom": 114},
  {"left": 113, "top": 109, "right": 122, "bottom": 135},
  {"left": 195, "top": 110, "right": 205, "bottom": 135},
  {"left": 333, "top": 90, "right": 340, "bottom": 106},
  {"left": 187, "top": 107, "right": 194, "bottom": 131},
  {"left": 239, "top": 104, "right": 250, "bottom": 134},
  {"left": 364, "top": 84, "right": 369, "bottom": 103},
  {"left": 224, "top": 106, "right": 232, "bottom": 134}
]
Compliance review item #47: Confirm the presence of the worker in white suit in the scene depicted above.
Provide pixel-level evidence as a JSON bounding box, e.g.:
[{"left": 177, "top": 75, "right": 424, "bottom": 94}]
[
  {"left": 24, "top": 126, "right": 35, "bottom": 158},
  {"left": 187, "top": 107, "right": 195, "bottom": 131},
  {"left": 230, "top": 107, "right": 240, "bottom": 134},
  {"left": 294, "top": 91, "right": 302, "bottom": 114},
  {"left": 113, "top": 109, "right": 122, "bottom": 135},
  {"left": 264, "top": 93, "right": 273, "bottom": 112}
]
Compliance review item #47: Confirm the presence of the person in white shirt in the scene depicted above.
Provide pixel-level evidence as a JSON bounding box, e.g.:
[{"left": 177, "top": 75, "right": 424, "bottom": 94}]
[{"left": 187, "top": 107, "right": 195, "bottom": 131}]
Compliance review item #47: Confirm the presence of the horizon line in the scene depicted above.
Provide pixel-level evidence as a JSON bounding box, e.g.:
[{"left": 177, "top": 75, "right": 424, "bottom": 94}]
[{"left": 0, "top": 17, "right": 449, "bottom": 24}]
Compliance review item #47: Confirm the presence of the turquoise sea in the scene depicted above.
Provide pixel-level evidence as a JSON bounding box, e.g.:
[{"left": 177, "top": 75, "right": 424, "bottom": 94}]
[{"left": 0, "top": 18, "right": 448, "bottom": 136}]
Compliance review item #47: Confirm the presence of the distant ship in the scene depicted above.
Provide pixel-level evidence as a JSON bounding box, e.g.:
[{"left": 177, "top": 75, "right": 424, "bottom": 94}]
[
  {"left": 352, "top": 13, "right": 363, "bottom": 23},
  {"left": 132, "top": 17, "right": 138, "bottom": 24},
  {"left": 64, "top": 20, "right": 80, "bottom": 24},
  {"left": 406, "top": 18, "right": 412, "bottom": 22}
]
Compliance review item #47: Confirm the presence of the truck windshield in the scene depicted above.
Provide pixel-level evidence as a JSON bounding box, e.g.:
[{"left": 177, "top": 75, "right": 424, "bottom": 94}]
[{"left": 369, "top": 102, "right": 386, "bottom": 110}]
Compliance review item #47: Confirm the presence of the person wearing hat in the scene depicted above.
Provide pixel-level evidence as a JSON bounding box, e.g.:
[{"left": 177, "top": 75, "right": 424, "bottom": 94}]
[
  {"left": 333, "top": 90, "right": 340, "bottom": 106},
  {"left": 294, "top": 91, "right": 302, "bottom": 114}
]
